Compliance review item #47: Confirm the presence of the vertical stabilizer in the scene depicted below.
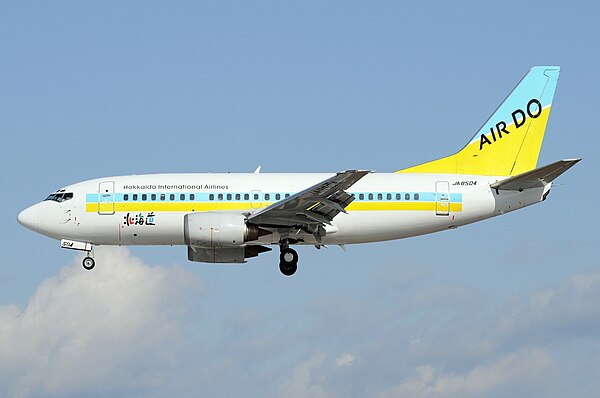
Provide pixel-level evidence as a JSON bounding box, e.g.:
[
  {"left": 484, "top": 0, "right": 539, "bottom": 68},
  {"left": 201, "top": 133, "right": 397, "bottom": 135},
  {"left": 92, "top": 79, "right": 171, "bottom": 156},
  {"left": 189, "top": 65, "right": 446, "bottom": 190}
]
[{"left": 397, "top": 66, "right": 560, "bottom": 176}]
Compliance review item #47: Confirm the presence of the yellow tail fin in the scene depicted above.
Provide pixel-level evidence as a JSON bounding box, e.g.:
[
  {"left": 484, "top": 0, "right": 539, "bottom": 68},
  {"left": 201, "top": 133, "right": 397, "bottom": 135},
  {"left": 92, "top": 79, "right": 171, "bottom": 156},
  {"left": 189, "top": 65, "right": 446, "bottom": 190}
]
[{"left": 396, "top": 66, "right": 560, "bottom": 176}]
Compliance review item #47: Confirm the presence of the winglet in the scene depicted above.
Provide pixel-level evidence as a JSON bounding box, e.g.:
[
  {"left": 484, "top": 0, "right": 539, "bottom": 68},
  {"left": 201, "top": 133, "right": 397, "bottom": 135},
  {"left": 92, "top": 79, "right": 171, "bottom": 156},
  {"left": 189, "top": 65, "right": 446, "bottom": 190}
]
[{"left": 253, "top": 166, "right": 262, "bottom": 174}]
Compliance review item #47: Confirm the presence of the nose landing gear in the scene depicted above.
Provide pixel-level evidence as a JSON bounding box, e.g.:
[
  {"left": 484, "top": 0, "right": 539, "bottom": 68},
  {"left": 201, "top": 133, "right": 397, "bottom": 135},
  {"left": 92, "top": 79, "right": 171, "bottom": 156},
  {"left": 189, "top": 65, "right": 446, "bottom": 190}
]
[
  {"left": 82, "top": 256, "right": 96, "bottom": 270},
  {"left": 279, "top": 246, "right": 298, "bottom": 276},
  {"left": 59, "top": 239, "right": 96, "bottom": 271}
]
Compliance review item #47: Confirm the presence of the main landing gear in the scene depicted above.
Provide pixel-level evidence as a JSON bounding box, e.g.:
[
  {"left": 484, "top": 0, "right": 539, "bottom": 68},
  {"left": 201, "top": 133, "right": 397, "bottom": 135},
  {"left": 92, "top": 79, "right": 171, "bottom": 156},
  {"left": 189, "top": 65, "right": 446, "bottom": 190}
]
[{"left": 279, "top": 246, "right": 299, "bottom": 276}]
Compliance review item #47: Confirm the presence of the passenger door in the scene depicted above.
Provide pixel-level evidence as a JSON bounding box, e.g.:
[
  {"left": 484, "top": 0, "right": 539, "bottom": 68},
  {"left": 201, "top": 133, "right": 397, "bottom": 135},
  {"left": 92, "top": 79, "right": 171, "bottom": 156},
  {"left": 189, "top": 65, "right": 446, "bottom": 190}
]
[{"left": 98, "top": 181, "right": 115, "bottom": 215}]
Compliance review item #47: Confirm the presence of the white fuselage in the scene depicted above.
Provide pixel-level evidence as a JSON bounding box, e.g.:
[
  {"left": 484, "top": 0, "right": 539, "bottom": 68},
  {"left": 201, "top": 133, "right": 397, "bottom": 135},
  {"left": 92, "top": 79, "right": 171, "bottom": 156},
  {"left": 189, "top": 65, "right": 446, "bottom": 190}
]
[{"left": 18, "top": 172, "right": 549, "bottom": 248}]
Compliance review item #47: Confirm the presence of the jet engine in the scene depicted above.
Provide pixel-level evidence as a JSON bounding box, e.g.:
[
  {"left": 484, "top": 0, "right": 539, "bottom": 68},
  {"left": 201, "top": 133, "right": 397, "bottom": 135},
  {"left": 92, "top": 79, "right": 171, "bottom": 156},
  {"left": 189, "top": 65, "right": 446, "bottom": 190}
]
[{"left": 184, "top": 212, "right": 268, "bottom": 248}]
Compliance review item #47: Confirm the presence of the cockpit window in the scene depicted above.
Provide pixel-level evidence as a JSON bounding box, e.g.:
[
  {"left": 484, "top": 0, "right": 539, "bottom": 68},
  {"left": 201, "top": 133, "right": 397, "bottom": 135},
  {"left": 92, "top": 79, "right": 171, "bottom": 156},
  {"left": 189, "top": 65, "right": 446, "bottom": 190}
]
[{"left": 44, "top": 192, "right": 73, "bottom": 202}]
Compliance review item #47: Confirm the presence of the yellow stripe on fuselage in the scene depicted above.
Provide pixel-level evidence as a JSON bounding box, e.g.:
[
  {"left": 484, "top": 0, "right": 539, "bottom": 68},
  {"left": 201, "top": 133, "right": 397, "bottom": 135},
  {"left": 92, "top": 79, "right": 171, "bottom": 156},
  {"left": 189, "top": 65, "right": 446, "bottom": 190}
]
[
  {"left": 89, "top": 202, "right": 462, "bottom": 213},
  {"left": 92, "top": 202, "right": 257, "bottom": 213},
  {"left": 347, "top": 202, "right": 462, "bottom": 212}
]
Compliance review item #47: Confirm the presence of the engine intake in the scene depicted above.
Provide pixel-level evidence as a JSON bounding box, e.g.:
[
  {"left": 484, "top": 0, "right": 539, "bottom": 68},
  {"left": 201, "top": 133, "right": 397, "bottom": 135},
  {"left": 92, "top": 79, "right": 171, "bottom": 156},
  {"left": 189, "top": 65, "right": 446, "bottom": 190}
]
[{"left": 184, "top": 212, "right": 268, "bottom": 248}]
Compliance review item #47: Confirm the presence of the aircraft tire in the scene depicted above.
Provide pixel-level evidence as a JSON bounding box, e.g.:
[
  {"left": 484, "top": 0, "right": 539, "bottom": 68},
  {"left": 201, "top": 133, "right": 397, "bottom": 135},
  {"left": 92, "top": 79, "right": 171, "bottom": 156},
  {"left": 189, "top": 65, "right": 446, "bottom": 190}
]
[
  {"left": 82, "top": 256, "right": 95, "bottom": 271},
  {"left": 279, "top": 261, "right": 297, "bottom": 276},
  {"left": 279, "top": 248, "right": 298, "bottom": 276}
]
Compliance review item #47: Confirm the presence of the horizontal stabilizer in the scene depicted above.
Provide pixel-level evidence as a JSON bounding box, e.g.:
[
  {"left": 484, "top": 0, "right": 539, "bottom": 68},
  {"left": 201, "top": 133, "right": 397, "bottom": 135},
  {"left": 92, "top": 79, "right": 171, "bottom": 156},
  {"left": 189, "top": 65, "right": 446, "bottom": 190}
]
[{"left": 490, "top": 159, "right": 581, "bottom": 191}]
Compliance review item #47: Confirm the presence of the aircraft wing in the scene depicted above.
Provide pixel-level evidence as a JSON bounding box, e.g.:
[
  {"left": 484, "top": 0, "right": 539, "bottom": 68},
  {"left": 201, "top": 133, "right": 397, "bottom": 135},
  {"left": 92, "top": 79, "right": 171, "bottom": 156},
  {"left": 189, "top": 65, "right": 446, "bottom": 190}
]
[
  {"left": 490, "top": 159, "right": 581, "bottom": 191},
  {"left": 248, "top": 169, "right": 370, "bottom": 240}
]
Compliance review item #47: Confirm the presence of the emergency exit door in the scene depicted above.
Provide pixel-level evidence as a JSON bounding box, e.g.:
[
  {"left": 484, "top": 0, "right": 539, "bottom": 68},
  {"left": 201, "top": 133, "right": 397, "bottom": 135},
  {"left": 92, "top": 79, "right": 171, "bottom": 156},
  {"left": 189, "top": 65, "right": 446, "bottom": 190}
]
[
  {"left": 435, "top": 181, "right": 450, "bottom": 216},
  {"left": 250, "top": 190, "right": 262, "bottom": 209}
]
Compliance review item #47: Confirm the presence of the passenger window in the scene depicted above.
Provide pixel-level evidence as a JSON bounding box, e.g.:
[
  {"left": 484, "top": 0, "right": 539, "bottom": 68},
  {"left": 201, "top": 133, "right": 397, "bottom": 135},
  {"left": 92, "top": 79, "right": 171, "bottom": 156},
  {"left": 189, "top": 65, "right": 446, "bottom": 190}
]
[
  {"left": 142, "top": 194, "right": 147, "bottom": 201},
  {"left": 227, "top": 193, "right": 232, "bottom": 200},
  {"left": 160, "top": 194, "right": 165, "bottom": 201},
  {"left": 359, "top": 193, "right": 364, "bottom": 200},
  {"left": 368, "top": 193, "right": 373, "bottom": 200},
  {"left": 377, "top": 193, "right": 383, "bottom": 200},
  {"left": 396, "top": 193, "right": 401, "bottom": 200},
  {"left": 124, "top": 194, "right": 129, "bottom": 201},
  {"left": 190, "top": 194, "right": 195, "bottom": 201},
  {"left": 253, "top": 193, "right": 259, "bottom": 200},
  {"left": 209, "top": 194, "right": 214, "bottom": 201},
  {"left": 218, "top": 193, "right": 223, "bottom": 200},
  {"left": 180, "top": 194, "right": 185, "bottom": 201},
  {"left": 170, "top": 194, "right": 175, "bottom": 201},
  {"left": 235, "top": 193, "right": 241, "bottom": 200},
  {"left": 414, "top": 193, "right": 420, "bottom": 200},
  {"left": 133, "top": 194, "right": 138, "bottom": 201},
  {"left": 151, "top": 194, "right": 156, "bottom": 201},
  {"left": 244, "top": 193, "right": 250, "bottom": 200},
  {"left": 386, "top": 193, "right": 391, "bottom": 200},
  {"left": 265, "top": 193, "right": 270, "bottom": 200},
  {"left": 405, "top": 193, "right": 410, "bottom": 200},
  {"left": 285, "top": 193, "right": 290, "bottom": 198},
  {"left": 276, "top": 193, "right": 281, "bottom": 200}
]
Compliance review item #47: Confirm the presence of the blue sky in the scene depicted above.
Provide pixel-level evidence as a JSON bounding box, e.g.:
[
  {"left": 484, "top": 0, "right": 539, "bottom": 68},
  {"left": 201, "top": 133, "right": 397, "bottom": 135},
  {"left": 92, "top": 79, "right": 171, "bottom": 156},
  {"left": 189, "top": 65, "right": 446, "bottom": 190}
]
[{"left": 0, "top": 1, "right": 598, "bottom": 397}]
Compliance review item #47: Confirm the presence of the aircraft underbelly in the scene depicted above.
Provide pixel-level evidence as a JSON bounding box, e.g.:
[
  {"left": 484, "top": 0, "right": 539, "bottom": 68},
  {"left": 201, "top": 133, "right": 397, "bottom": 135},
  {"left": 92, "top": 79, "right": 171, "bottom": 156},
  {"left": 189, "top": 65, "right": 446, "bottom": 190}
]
[{"left": 328, "top": 211, "right": 453, "bottom": 244}]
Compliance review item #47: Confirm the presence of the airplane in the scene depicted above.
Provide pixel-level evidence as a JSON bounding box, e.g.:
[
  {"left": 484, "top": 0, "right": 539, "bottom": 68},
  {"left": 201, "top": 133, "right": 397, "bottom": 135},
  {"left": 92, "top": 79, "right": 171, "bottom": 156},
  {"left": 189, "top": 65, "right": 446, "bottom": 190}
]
[{"left": 17, "top": 66, "right": 579, "bottom": 276}]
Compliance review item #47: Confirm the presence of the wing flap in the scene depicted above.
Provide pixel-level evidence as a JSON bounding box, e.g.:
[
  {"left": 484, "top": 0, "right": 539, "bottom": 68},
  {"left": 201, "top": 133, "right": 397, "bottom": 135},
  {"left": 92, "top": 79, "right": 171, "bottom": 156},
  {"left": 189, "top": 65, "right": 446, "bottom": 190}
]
[
  {"left": 248, "top": 170, "right": 370, "bottom": 229},
  {"left": 490, "top": 159, "right": 581, "bottom": 191}
]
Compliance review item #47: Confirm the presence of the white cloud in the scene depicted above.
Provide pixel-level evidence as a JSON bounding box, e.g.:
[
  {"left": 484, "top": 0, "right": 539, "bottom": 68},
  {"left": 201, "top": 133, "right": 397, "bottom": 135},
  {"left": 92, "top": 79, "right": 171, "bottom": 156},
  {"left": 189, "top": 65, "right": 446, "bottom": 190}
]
[
  {"left": 277, "top": 348, "right": 555, "bottom": 398},
  {"left": 492, "top": 270, "right": 600, "bottom": 346},
  {"left": 379, "top": 348, "right": 555, "bottom": 398},
  {"left": 336, "top": 353, "right": 355, "bottom": 367},
  {"left": 0, "top": 247, "right": 203, "bottom": 398},
  {"left": 277, "top": 354, "right": 329, "bottom": 398},
  {"left": 283, "top": 268, "right": 600, "bottom": 398},
  {"left": 1, "top": 248, "right": 599, "bottom": 398}
]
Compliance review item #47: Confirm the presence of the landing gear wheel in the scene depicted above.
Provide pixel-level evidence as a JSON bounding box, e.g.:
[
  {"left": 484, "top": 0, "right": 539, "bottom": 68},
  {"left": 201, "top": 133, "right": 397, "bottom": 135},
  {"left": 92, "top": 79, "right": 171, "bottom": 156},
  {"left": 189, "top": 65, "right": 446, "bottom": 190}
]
[
  {"left": 82, "top": 256, "right": 96, "bottom": 271},
  {"left": 279, "top": 247, "right": 298, "bottom": 276},
  {"left": 280, "top": 248, "right": 299, "bottom": 264},
  {"left": 279, "top": 261, "right": 297, "bottom": 276}
]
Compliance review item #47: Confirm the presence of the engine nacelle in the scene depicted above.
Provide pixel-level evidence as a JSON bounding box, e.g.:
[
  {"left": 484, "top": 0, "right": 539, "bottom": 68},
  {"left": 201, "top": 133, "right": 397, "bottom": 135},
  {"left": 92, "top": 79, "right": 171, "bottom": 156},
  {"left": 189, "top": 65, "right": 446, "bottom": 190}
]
[
  {"left": 187, "top": 245, "right": 271, "bottom": 263},
  {"left": 184, "top": 212, "right": 264, "bottom": 248}
]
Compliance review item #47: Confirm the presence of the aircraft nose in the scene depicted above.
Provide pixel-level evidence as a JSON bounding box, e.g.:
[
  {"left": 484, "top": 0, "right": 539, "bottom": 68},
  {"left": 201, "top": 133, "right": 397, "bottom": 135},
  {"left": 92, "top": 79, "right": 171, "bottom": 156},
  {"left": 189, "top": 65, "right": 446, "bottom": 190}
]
[{"left": 17, "top": 205, "right": 39, "bottom": 231}]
